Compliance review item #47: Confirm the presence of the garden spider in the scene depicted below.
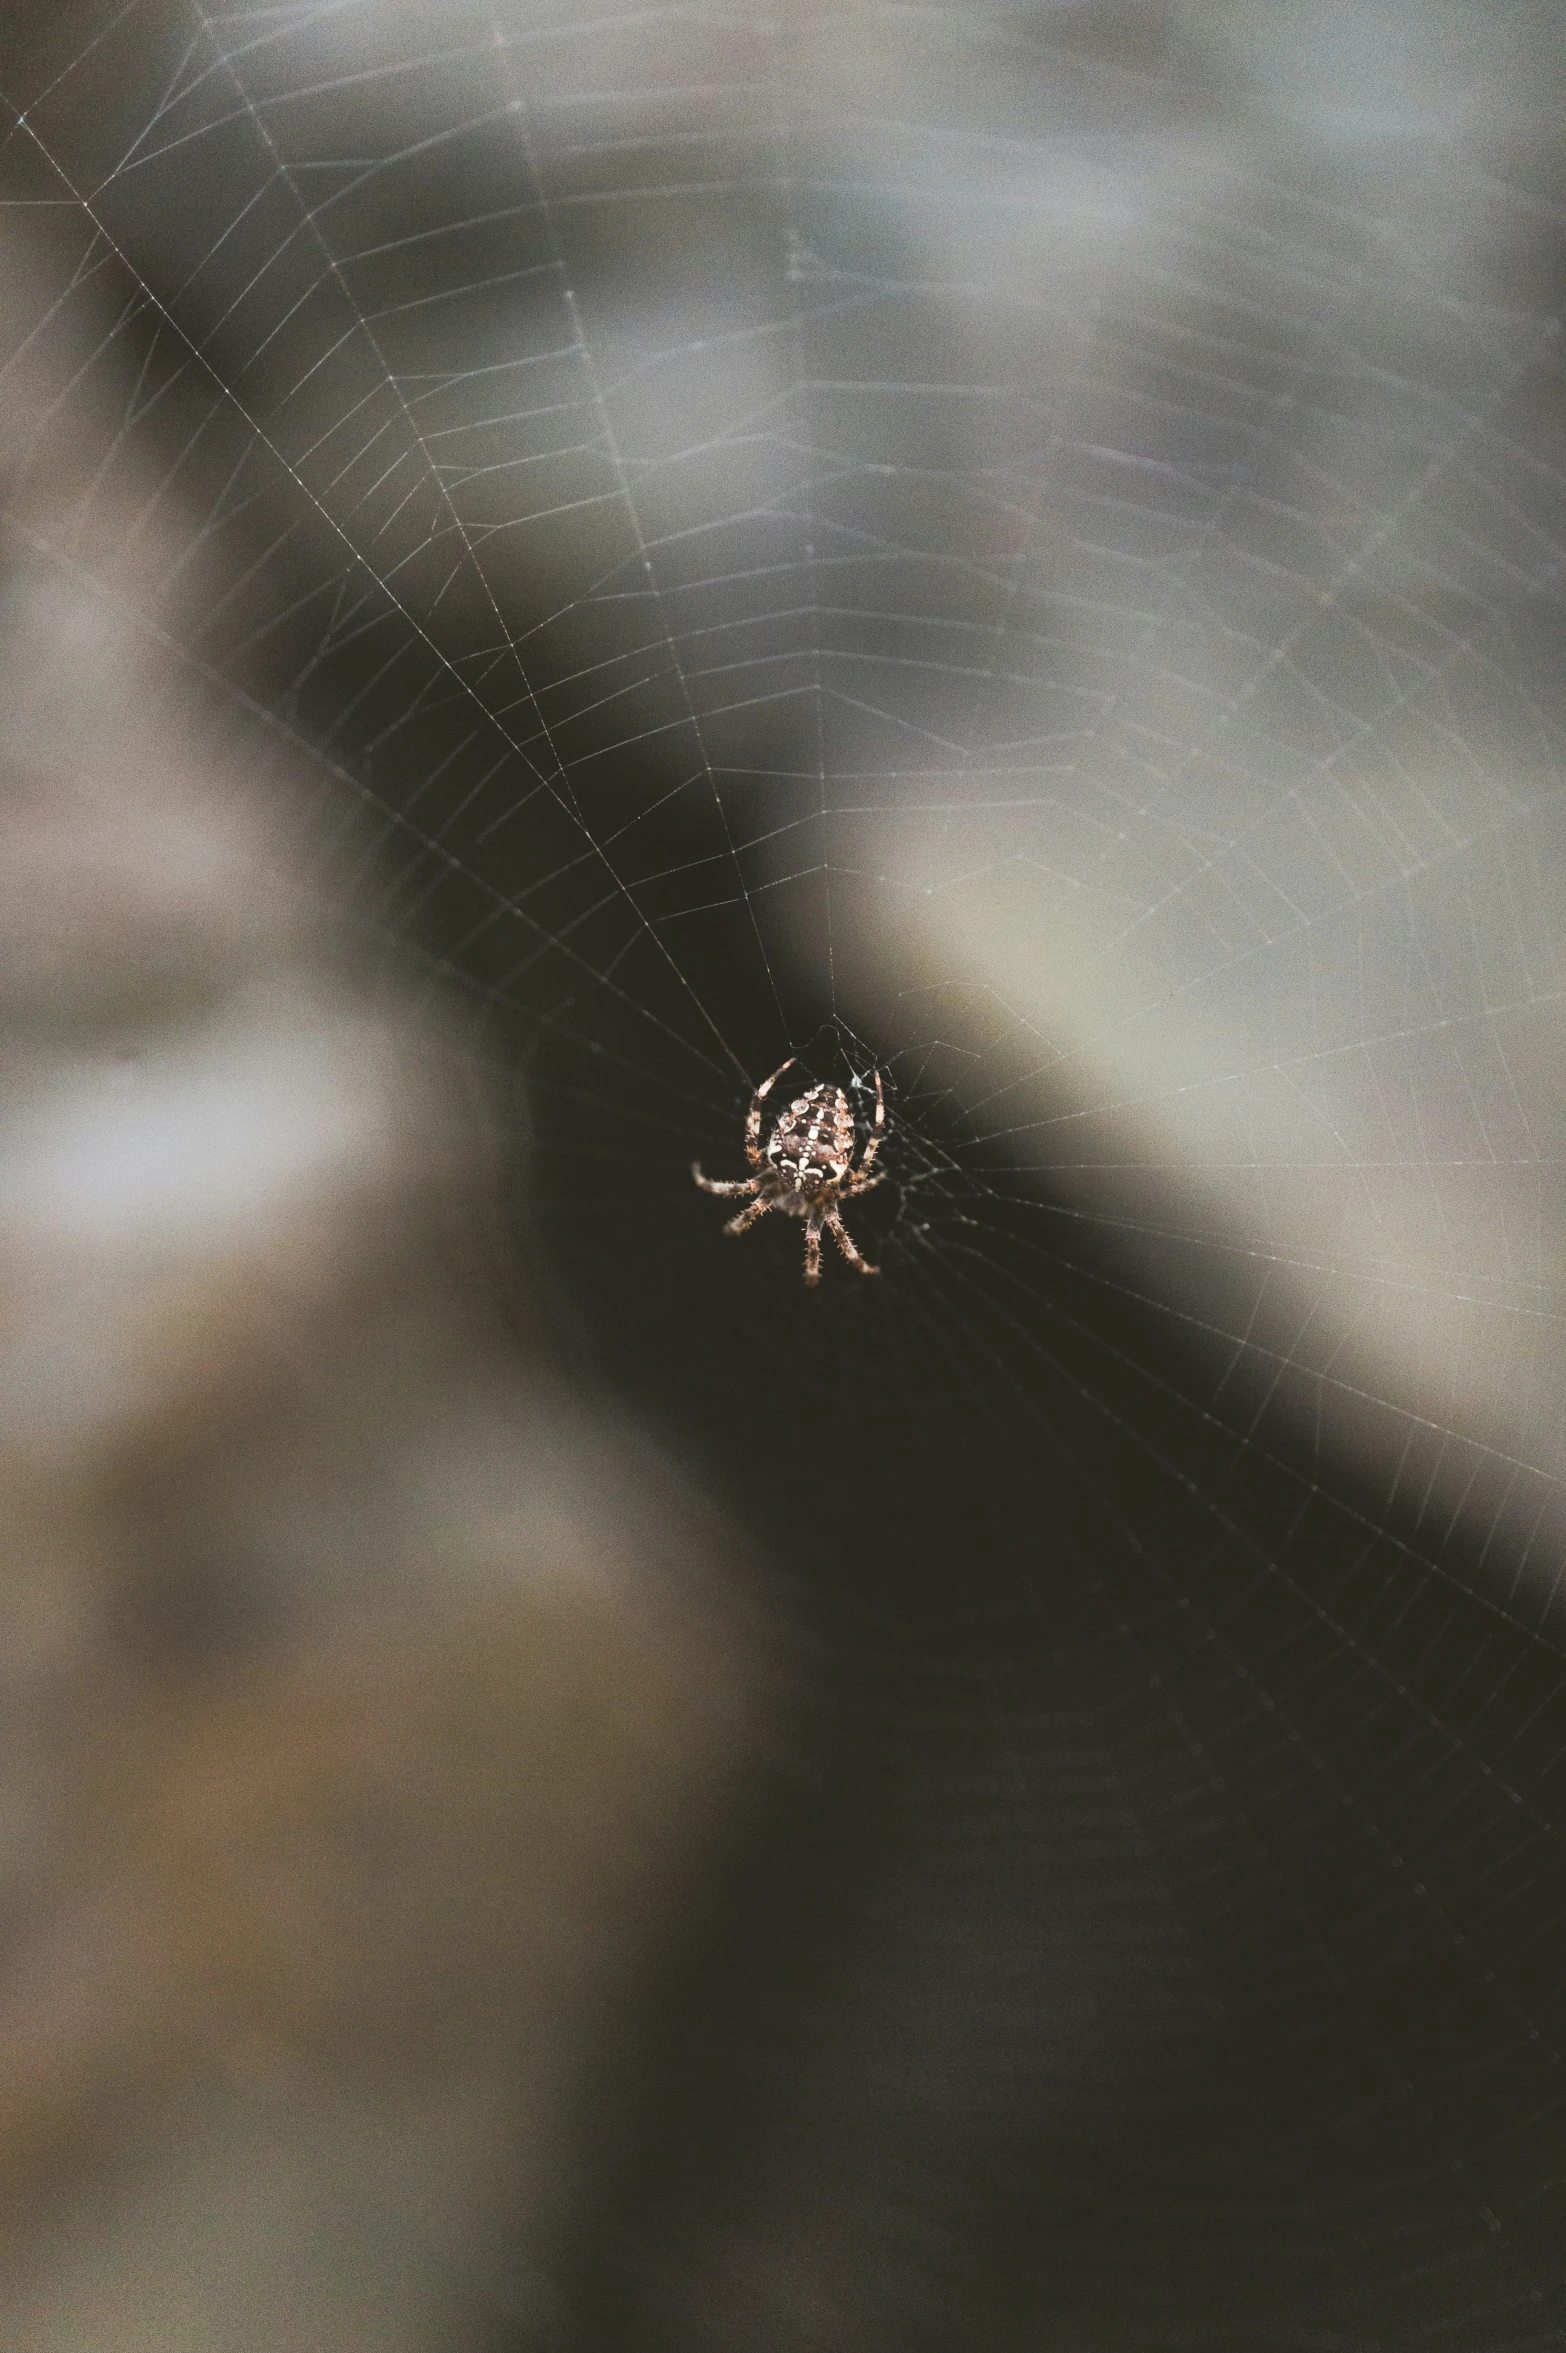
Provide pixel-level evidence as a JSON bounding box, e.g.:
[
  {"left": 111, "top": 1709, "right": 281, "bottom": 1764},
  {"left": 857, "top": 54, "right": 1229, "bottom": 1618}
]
[{"left": 693, "top": 1058, "right": 885, "bottom": 1286}]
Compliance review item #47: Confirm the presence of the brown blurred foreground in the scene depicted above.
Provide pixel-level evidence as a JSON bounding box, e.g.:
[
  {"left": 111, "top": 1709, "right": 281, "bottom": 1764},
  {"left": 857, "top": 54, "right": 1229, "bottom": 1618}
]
[{"left": 0, "top": 560, "right": 754, "bottom": 2349}]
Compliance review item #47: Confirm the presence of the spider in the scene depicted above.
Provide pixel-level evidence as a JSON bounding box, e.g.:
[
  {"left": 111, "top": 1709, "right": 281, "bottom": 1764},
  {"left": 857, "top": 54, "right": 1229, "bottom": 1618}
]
[{"left": 693, "top": 1057, "right": 885, "bottom": 1286}]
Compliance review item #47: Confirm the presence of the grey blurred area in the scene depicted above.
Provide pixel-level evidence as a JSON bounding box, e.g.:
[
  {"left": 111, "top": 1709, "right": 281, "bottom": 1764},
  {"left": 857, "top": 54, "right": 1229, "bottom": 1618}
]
[{"left": 3, "top": 3, "right": 1566, "bottom": 2349}]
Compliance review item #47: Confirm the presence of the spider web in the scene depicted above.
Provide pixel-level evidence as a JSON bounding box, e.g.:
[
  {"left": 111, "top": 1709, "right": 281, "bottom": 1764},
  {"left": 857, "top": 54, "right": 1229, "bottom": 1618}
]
[{"left": 5, "top": 2, "right": 1566, "bottom": 2343}]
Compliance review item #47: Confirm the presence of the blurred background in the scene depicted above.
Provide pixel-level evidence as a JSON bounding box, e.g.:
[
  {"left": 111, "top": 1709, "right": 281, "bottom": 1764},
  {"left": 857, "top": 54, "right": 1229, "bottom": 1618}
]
[{"left": 3, "top": 2, "right": 1566, "bottom": 2345}]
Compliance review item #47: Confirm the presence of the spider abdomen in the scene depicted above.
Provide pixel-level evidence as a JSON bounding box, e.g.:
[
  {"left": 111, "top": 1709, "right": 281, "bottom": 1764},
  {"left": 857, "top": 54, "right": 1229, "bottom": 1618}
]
[{"left": 767, "top": 1084, "right": 855, "bottom": 1188}]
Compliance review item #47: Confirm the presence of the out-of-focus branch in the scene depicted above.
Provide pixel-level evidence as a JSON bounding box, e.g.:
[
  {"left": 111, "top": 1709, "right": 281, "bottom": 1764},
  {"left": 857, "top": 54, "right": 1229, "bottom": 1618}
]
[{"left": 0, "top": 327, "right": 756, "bottom": 2346}]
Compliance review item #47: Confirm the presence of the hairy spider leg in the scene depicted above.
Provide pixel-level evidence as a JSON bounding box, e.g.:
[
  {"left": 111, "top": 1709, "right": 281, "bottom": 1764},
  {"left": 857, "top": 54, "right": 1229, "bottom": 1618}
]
[
  {"left": 803, "top": 1210, "right": 824, "bottom": 1286},
  {"left": 853, "top": 1068, "right": 886, "bottom": 1183},
  {"left": 744, "top": 1055, "right": 798, "bottom": 1169},
  {"left": 691, "top": 1164, "right": 762, "bottom": 1196},
  {"left": 824, "top": 1206, "right": 877, "bottom": 1275},
  {"left": 723, "top": 1194, "right": 776, "bottom": 1240}
]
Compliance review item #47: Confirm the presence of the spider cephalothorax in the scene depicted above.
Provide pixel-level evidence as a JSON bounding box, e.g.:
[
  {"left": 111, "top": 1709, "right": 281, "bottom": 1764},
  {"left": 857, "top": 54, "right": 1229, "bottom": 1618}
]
[{"left": 692, "top": 1058, "right": 885, "bottom": 1285}]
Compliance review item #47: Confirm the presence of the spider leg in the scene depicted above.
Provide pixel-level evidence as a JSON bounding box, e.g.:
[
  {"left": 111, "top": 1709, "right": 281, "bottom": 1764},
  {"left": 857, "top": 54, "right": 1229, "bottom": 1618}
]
[
  {"left": 825, "top": 1206, "right": 878, "bottom": 1276},
  {"left": 723, "top": 1193, "right": 778, "bottom": 1239},
  {"left": 853, "top": 1068, "right": 886, "bottom": 1183},
  {"left": 744, "top": 1055, "right": 797, "bottom": 1170},
  {"left": 692, "top": 1164, "right": 763, "bottom": 1197},
  {"left": 803, "top": 1209, "right": 824, "bottom": 1287}
]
